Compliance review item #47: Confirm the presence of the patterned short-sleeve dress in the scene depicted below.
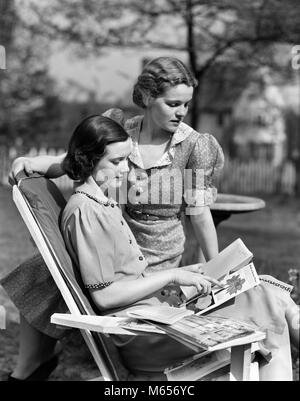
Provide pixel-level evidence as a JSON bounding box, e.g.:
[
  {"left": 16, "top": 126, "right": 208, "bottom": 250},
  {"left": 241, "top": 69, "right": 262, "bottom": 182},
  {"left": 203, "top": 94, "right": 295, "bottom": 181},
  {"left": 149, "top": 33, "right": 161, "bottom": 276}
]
[{"left": 121, "top": 114, "right": 224, "bottom": 272}]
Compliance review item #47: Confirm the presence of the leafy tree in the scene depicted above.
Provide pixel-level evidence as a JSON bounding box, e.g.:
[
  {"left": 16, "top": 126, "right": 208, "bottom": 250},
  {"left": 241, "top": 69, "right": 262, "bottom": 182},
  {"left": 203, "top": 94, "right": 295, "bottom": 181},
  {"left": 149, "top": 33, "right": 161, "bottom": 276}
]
[
  {"left": 0, "top": 0, "right": 60, "bottom": 146},
  {"left": 20, "top": 0, "right": 300, "bottom": 128},
  {"left": 15, "top": 0, "right": 300, "bottom": 194},
  {"left": 5, "top": 0, "right": 300, "bottom": 193}
]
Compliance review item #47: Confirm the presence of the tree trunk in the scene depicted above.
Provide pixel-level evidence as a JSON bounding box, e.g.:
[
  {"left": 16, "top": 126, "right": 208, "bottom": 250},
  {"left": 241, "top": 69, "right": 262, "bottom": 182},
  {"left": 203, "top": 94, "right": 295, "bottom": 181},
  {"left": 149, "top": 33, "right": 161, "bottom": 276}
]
[
  {"left": 190, "top": 82, "right": 201, "bottom": 130},
  {"left": 294, "top": 158, "right": 300, "bottom": 197},
  {"left": 185, "top": 0, "right": 201, "bottom": 131},
  {"left": 190, "top": 74, "right": 205, "bottom": 131}
]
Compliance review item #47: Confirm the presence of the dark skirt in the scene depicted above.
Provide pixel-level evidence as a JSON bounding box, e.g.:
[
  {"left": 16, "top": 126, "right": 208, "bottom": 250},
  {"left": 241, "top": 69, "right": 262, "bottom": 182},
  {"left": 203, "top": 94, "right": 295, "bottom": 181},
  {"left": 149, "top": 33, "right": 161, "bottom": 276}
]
[{"left": 1, "top": 253, "right": 68, "bottom": 339}]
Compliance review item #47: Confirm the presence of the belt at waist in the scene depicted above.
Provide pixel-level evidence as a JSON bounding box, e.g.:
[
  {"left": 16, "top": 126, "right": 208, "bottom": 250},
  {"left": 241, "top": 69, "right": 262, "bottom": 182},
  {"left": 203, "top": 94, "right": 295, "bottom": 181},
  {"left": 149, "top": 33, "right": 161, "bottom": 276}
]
[{"left": 125, "top": 206, "right": 181, "bottom": 221}]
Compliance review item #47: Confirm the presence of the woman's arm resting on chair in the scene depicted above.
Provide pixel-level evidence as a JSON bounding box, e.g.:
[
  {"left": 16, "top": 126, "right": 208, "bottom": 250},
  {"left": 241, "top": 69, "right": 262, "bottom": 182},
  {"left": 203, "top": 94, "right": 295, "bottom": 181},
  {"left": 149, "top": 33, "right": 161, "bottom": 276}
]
[{"left": 10, "top": 153, "right": 67, "bottom": 180}]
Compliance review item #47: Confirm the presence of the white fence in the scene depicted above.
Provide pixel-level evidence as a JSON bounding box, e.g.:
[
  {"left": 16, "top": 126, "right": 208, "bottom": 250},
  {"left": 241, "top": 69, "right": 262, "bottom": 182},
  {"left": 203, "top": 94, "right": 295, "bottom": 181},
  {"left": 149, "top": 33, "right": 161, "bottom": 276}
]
[
  {"left": 0, "top": 146, "right": 73, "bottom": 191},
  {"left": 0, "top": 146, "right": 297, "bottom": 195},
  {"left": 216, "top": 159, "right": 296, "bottom": 195}
]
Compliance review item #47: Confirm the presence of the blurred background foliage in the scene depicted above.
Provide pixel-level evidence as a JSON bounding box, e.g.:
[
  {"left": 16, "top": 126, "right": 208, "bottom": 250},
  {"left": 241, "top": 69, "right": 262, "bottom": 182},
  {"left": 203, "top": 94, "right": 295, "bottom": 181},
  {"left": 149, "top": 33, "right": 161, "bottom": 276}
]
[
  {"left": 0, "top": 0, "right": 300, "bottom": 192},
  {"left": 0, "top": 0, "right": 299, "bottom": 379}
]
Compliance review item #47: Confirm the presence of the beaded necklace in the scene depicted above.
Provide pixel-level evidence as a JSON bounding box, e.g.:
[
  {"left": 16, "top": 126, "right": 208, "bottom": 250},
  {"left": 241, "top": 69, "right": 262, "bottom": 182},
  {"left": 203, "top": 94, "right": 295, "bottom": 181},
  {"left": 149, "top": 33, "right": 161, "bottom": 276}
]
[{"left": 74, "top": 190, "right": 118, "bottom": 208}]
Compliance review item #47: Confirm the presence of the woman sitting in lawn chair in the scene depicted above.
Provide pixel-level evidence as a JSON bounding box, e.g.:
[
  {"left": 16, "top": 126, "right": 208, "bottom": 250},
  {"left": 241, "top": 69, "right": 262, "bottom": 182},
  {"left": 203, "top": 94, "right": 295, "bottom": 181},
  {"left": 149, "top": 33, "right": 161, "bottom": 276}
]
[
  {"left": 5, "top": 114, "right": 299, "bottom": 381},
  {"left": 58, "top": 115, "right": 300, "bottom": 380}
]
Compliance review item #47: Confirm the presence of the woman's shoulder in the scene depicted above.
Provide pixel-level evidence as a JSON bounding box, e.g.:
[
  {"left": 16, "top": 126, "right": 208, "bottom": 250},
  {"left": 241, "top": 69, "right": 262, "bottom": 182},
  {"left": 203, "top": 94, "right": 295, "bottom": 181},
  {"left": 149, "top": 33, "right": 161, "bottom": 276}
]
[
  {"left": 180, "top": 122, "right": 218, "bottom": 144},
  {"left": 178, "top": 123, "right": 224, "bottom": 168},
  {"left": 177, "top": 123, "right": 221, "bottom": 155},
  {"left": 62, "top": 193, "right": 112, "bottom": 227}
]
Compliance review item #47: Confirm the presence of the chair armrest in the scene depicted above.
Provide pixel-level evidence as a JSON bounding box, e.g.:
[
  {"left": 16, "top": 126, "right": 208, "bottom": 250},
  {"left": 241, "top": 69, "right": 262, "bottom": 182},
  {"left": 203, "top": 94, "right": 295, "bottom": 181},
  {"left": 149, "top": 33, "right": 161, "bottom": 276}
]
[
  {"left": 51, "top": 313, "right": 165, "bottom": 336},
  {"left": 0, "top": 305, "right": 6, "bottom": 329}
]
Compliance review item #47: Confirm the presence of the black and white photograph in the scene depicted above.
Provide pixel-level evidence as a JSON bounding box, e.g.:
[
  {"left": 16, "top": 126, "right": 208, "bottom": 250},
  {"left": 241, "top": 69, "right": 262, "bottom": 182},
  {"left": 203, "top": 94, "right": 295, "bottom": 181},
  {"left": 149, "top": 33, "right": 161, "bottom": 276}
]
[{"left": 0, "top": 0, "right": 299, "bottom": 383}]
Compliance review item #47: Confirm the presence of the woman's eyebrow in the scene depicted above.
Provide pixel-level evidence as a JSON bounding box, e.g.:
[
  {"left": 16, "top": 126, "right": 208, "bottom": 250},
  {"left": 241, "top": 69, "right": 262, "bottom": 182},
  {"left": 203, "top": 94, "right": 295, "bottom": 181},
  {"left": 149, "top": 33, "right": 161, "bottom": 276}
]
[
  {"left": 166, "top": 98, "right": 192, "bottom": 102},
  {"left": 110, "top": 155, "right": 127, "bottom": 160}
]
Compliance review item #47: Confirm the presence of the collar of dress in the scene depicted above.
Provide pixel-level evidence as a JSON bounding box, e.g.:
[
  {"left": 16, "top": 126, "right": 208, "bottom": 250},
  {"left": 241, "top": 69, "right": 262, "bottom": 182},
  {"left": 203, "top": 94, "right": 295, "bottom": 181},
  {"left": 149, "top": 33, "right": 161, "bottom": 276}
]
[
  {"left": 125, "top": 116, "right": 194, "bottom": 169},
  {"left": 73, "top": 177, "right": 118, "bottom": 207}
]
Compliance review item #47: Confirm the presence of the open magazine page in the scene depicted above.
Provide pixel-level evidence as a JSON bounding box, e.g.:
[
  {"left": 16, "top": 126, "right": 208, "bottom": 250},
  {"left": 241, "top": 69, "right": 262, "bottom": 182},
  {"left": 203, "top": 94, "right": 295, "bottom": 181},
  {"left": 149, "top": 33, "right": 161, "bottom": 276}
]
[
  {"left": 190, "top": 262, "right": 260, "bottom": 314},
  {"left": 160, "top": 314, "right": 256, "bottom": 351},
  {"left": 133, "top": 313, "right": 257, "bottom": 352},
  {"left": 164, "top": 349, "right": 231, "bottom": 381},
  {"left": 119, "top": 319, "right": 166, "bottom": 334},
  {"left": 127, "top": 305, "right": 194, "bottom": 325},
  {"left": 180, "top": 238, "right": 253, "bottom": 302},
  {"left": 212, "top": 263, "right": 259, "bottom": 304}
]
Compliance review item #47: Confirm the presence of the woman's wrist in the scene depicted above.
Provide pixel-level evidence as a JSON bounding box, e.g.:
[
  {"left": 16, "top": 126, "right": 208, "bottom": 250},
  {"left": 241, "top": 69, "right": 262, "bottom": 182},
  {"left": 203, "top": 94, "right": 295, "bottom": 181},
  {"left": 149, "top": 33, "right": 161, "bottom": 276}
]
[{"left": 167, "top": 268, "right": 179, "bottom": 285}]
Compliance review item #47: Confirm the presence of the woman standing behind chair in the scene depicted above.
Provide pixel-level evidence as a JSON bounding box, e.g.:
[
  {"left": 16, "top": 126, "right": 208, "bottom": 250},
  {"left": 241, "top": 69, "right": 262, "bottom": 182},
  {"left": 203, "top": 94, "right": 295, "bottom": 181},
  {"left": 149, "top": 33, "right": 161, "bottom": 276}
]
[
  {"left": 112, "top": 57, "right": 224, "bottom": 271},
  {"left": 3, "top": 57, "right": 225, "bottom": 380},
  {"left": 11, "top": 57, "right": 224, "bottom": 270}
]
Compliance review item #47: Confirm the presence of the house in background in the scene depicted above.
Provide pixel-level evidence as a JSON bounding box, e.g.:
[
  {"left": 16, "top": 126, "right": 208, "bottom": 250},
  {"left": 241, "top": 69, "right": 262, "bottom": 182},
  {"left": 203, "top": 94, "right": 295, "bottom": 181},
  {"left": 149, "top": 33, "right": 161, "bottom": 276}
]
[
  {"left": 193, "top": 63, "right": 246, "bottom": 145},
  {"left": 231, "top": 69, "right": 286, "bottom": 166}
]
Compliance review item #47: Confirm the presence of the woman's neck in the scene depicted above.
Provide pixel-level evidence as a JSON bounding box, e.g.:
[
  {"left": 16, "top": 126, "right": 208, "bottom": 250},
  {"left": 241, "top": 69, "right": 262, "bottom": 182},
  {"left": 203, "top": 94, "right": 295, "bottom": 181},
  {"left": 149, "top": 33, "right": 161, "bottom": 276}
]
[
  {"left": 76, "top": 176, "right": 108, "bottom": 201},
  {"left": 141, "top": 113, "right": 171, "bottom": 144}
]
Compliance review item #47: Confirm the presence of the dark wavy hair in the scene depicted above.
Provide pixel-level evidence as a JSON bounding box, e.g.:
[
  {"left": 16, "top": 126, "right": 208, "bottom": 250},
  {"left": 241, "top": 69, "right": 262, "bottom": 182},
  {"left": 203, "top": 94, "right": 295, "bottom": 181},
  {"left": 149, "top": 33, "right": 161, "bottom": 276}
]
[
  {"left": 132, "top": 57, "right": 198, "bottom": 108},
  {"left": 62, "top": 115, "right": 129, "bottom": 182}
]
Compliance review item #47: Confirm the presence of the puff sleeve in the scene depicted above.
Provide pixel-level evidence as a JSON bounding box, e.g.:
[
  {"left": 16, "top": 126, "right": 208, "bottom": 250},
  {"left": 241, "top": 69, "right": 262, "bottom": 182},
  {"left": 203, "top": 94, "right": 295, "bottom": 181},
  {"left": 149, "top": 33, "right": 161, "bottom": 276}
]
[
  {"left": 184, "top": 133, "right": 224, "bottom": 209},
  {"left": 63, "top": 205, "right": 116, "bottom": 289}
]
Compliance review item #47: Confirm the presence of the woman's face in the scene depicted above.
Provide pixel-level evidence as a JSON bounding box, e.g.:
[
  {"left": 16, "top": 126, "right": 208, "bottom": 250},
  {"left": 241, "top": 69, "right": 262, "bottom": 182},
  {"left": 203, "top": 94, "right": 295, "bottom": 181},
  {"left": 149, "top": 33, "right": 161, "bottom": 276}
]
[
  {"left": 147, "top": 84, "right": 194, "bottom": 133},
  {"left": 93, "top": 138, "right": 132, "bottom": 189}
]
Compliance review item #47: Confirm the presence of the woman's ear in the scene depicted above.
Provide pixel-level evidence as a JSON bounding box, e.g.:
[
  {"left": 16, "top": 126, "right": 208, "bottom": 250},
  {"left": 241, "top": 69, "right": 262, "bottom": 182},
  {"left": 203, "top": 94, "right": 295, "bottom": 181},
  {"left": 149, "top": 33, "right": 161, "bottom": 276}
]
[{"left": 141, "top": 91, "right": 153, "bottom": 108}]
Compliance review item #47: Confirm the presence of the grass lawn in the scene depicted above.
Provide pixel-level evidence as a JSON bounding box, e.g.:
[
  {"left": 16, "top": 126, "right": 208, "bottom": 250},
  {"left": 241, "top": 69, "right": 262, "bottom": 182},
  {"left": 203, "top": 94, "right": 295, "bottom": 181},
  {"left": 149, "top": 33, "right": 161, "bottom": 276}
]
[
  {"left": 0, "top": 185, "right": 299, "bottom": 380},
  {"left": 217, "top": 194, "right": 300, "bottom": 284}
]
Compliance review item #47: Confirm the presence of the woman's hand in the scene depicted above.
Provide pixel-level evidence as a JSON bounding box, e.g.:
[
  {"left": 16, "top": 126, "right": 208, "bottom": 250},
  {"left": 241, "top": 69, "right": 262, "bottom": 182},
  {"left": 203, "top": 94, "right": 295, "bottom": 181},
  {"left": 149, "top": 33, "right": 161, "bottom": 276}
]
[
  {"left": 9, "top": 153, "right": 66, "bottom": 184},
  {"left": 171, "top": 269, "right": 223, "bottom": 296},
  {"left": 9, "top": 157, "right": 33, "bottom": 184}
]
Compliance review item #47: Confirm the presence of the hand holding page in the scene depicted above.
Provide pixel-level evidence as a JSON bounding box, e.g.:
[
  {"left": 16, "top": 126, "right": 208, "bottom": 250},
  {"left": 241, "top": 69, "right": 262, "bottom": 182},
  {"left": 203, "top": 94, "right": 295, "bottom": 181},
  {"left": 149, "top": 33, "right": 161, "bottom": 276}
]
[
  {"left": 126, "top": 240, "right": 259, "bottom": 327},
  {"left": 195, "top": 262, "right": 260, "bottom": 314},
  {"left": 180, "top": 238, "right": 254, "bottom": 304}
]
